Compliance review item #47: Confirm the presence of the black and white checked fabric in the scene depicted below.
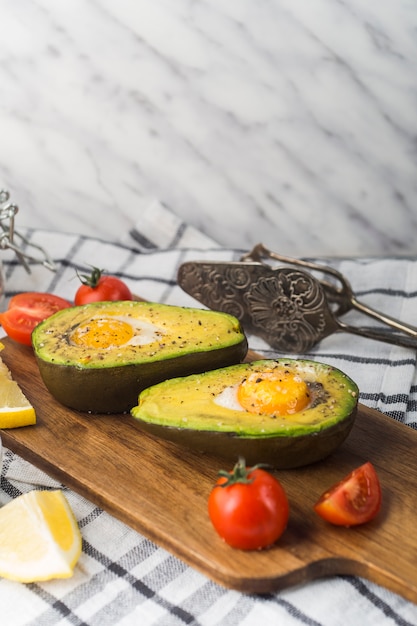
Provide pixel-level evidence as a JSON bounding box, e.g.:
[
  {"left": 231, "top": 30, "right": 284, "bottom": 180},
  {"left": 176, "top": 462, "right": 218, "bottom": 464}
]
[{"left": 1, "top": 204, "right": 417, "bottom": 626}]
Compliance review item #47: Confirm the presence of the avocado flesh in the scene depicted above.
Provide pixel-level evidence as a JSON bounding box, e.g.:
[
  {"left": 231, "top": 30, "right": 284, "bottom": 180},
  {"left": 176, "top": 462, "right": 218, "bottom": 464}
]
[
  {"left": 131, "top": 359, "right": 358, "bottom": 468},
  {"left": 31, "top": 301, "right": 247, "bottom": 413}
]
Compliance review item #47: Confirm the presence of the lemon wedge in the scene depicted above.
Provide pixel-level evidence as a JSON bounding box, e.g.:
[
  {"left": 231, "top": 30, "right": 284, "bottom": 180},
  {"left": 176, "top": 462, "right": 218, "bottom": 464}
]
[
  {"left": 0, "top": 357, "right": 36, "bottom": 428},
  {"left": 0, "top": 490, "right": 82, "bottom": 582}
]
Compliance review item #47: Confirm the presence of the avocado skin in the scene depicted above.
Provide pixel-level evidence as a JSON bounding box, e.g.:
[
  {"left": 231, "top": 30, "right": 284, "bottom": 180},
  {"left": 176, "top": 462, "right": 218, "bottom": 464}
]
[
  {"left": 32, "top": 301, "right": 248, "bottom": 413},
  {"left": 131, "top": 359, "right": 359, "bottom": 469},
  {"left": 132, "top": 408, "right": 356, "bottom": 468},
  {"left": 34, "top": 342, "right": 248, "bottom": 413}
]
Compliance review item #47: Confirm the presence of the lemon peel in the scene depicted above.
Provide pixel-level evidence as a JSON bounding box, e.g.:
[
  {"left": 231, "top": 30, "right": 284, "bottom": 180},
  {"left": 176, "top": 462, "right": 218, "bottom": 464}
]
[
  {"left": 0, "top": 490, "right": 82, "bottom": 582},
  {"left": 0, "top": 356, "right": 36, "bottom": 428}
]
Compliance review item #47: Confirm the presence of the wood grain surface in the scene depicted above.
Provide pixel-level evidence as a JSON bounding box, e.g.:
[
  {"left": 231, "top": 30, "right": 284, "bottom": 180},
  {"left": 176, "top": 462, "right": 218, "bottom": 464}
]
[{"left": 1, "top": 338, "right": 416, "bottom": 602}]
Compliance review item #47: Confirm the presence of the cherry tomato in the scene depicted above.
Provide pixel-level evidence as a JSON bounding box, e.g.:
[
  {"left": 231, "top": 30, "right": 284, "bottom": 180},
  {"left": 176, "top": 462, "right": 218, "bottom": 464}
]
[
  {"left": 314, "top": 462, "right": 382, "bottom": 526},
  {"left": 74, "top": 266, "right": 132, "bottom": 305},
  {"left": 208, "top": 457, "right": 289, "bottom": 550},
  {"left": 0, "top": 292, "right": 72, "bottom": 346}
]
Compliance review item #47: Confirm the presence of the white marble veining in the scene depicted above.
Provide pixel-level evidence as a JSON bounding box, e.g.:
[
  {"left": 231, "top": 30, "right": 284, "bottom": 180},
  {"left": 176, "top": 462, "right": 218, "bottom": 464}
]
[{"left": 0, "top": 0, "right": 416, "bottom": 257}]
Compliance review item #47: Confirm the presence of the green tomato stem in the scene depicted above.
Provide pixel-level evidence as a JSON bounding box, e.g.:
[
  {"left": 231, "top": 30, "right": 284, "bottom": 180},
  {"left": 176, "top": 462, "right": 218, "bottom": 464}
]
[
  {"left": 77, "top": 266, "right": 104, "bottom": 288},
  {"left": 216, "top": 457, "right": 269, "bottom": 487}
]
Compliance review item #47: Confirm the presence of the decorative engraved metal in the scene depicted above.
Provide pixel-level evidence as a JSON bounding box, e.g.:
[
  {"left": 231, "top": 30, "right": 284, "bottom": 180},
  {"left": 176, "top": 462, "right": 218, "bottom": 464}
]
[
  {"left": 177, "top": 246, "right": 417, "bottom": 352},
  {"left": 178, "top": 262, "right": 336, "bottom": 352},
  {"left": 244, "top": 269, "right": 329, "bottom": 352}
]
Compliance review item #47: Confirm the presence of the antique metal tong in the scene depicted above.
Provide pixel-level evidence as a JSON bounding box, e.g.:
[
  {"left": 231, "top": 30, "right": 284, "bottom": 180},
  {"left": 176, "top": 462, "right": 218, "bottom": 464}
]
[
  {"left": 177, "top": 243, "right": 417, "bottom": 352},
  {"left": 0, "top": 189, "right": 55, "bottom": 273}
]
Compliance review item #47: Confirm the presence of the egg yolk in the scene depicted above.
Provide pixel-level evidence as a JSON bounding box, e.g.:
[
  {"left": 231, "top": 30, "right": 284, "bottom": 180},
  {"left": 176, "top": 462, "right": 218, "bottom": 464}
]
[
  {"left": 237, "top": 370, "right": 311, "bottom": 416},
  {"left": 70, "top": 317, "right": 134, "bottom": 349}
]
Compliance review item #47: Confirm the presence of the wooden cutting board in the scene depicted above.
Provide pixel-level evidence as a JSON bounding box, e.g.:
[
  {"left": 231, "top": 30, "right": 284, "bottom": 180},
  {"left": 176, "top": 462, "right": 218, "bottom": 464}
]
[{"left": 1, "top": 337, "right": 417, "bottom": 603}]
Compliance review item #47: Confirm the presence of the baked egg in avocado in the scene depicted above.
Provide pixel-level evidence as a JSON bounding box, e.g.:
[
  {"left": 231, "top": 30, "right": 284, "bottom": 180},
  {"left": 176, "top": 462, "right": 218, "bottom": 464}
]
[
  {"left": 31, "top": 301, "right": 247, "bottom": 413},
  {"left": 131, "top": 359, "right": 358, "bottom": 468}
]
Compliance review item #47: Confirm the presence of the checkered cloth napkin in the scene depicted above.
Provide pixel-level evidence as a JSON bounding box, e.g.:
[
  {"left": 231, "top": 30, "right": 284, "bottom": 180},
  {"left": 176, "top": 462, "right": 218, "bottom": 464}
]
[{"left": 1, "top": 201, "right": 417, "bottom": 626}]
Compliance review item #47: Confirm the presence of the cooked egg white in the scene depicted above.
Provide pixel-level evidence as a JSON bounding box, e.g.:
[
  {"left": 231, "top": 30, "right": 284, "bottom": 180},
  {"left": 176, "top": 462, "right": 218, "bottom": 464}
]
[
  {"left": 70, "top": 315, "right": 166, "bottom": 349},
  {"left": 213, "top": 384, "right": 244, "bottom": 412}
]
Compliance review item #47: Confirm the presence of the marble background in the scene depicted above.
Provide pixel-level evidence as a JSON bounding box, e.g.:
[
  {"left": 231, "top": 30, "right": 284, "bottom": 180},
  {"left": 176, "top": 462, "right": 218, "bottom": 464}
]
[{"left": 0, "top": 0, "right": 416, "bottom": 257}]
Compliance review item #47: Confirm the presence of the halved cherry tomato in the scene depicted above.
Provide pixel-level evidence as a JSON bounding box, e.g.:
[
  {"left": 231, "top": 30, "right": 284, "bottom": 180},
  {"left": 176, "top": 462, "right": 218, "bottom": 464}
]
[
  {"left": 74, "top": 266, "right": 132, "bottom": 305},
  {"left": 314, "top": 462, "right": 382, "bottom": 526},
  {"left": 208, "top": 457, "right": 289, "bottom": 550},
  {"left": 0, "top": 292, "right": 72, "bottom": 346}
]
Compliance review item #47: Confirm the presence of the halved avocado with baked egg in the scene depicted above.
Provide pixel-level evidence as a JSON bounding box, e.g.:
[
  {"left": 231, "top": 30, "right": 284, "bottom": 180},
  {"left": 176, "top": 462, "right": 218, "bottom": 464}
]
[
  {"left": 31, "top": 301, "right": 247, "bottom": 413},
  {"left": 131, "top": 359, "right": 359, "bottom": 468}
]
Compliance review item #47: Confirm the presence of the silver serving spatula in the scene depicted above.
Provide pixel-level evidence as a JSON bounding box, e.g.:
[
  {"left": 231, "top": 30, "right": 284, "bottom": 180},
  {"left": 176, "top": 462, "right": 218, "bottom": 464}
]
[{"left": 177, "top": 246, "right": 417, "bottom": 353}]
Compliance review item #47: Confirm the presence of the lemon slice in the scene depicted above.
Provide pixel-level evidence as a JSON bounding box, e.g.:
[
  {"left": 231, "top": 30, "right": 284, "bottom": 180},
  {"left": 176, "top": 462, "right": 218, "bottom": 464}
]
[
  {"left": 0, "top": 357, "right": 36, "bottom": 428},
  {"left": 0, "top": 490, "right": 82, "bottom": 582}
]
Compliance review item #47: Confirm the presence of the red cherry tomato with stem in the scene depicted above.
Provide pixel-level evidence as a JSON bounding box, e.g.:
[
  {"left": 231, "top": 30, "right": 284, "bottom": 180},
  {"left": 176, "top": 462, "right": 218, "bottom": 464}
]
[
  {"left": 314, "top": 462, "right": 382, "bottom": 526},
  {"left": 208, "top": 457, "right": 289, "bottom": 550},
  {"left": 0, "top": 292, "right": 72, "bottom": 346},
  {"left": 74, "top": 266, "right": 132, "bottom": 305}
]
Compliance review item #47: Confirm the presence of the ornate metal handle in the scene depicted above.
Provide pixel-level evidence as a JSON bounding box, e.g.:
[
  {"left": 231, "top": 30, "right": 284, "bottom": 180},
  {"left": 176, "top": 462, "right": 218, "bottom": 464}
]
[{"left": 0, "top": 190, "right": 55, "bottom": 273}]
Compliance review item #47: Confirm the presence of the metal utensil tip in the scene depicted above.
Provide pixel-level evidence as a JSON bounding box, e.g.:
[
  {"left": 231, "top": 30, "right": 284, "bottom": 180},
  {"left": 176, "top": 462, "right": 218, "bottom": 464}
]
[{"left": 0, "top": 190, "right": 55, "bottom": 273}]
